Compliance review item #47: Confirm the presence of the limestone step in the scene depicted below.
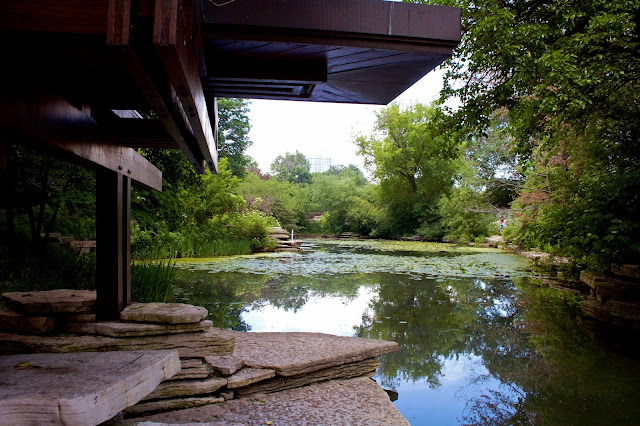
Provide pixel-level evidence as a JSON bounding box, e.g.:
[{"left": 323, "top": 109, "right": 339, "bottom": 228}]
[
  {"left": 0, "top": 350, "right": 180, "bottom": 426},
  {"left": 0, "top": 327, "right": 234, "bottom": 358},
  {"left": 2, "top": 289, "right": 96, "bottom": 315},
  {"left": 120, "top": 303, "right": 208, "bottom": 324},
  {"left": 126, "top": 377, "right": 409, "bottom": 426}
]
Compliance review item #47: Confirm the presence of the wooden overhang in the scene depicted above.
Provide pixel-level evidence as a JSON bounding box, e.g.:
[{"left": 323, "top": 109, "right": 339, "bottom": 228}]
[{"left": 201, "top": 0, "right": 461, "bottom": 104}]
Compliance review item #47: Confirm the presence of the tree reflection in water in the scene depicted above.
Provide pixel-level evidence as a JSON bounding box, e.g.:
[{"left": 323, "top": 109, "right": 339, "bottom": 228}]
[{"left": 174, "top": 241, "right": 640, "bottom": 424}]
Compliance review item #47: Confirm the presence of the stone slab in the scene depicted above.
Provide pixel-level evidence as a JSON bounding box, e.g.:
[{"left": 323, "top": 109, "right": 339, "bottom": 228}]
[
  {"left": 219, "top": 330, "right": 399, "bottom": 376},
  {"left": 60, "top": 320, "right": 213, "bottom": 337},
  {"left": 226, "top": 368, "right": 275, "bottom": 389},
  {"left": 170, "top": 359, "right": 212, "bottom": 380},
  {"left": 0, "top": 350, "right": 180, "bottom": 426},
  {"left": 127, "top": 377, "right": 409, "bottom": 425},
  {"left": 0, "top": 308, "right": 54, "bottom": 335},
  {"left": 235, "top": 357, "right": 379, "bottom": 397},
  {"left": 0, "top": 327, "right": 234, "bottom": 358},
  {"left": 2, "top": 289, "right": 96, "bottom": 315},
  {"left": 125, "top": 396, "right": 224, "bottom": 416},
  {"left": 121, "top": 303, "right": 207, "bottom": 324},
  {"left": 204, "top": 355, "right": 245, "bottom": 375},
  {"left": 55, "top": 313, "right": 97, "bottom": 323},
  {"left": 142, "top": 377, "right": 227, "bottom": 401}
]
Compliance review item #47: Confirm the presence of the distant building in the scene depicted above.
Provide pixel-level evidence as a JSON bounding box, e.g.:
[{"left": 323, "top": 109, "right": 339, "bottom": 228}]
[{"left": 308, "top": 156, "right": 333, "bottom": 173}]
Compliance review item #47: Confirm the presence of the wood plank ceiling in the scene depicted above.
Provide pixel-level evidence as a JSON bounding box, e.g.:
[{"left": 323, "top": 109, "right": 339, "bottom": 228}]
[{"left": 200, "top": 0, "right": 461, "bottom": 104}]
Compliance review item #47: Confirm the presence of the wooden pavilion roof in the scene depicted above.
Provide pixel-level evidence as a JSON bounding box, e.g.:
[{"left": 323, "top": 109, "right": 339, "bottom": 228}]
[{"left": 201, "top": 0, "right": 460, "bottom": 104}]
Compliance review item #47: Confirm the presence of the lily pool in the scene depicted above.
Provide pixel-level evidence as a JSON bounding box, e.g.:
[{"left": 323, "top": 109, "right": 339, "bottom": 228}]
[{"left": 173, "top": 239, "right": 640, "bottom": 425}]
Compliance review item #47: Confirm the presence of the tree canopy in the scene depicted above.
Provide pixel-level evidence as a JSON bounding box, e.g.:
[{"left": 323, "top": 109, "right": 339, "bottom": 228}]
[
  {"left": 217, "top": 98, "right": 252, "bottom": 177},
  {"left": 270, "top": 151, "right": 312, "bottom": 185}
]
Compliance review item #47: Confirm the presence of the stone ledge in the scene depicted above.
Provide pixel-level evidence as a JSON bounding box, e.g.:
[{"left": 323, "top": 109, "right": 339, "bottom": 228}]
[
  {"left": 220, "top": 330, "right": 399, "bottom": 377},
  {"left": 121, "top": 303, "right": 208, "bottom": 324},
  {"left": 3, "top": 289, "right": 96, "bottom": 315},
  {"left": 126, "top": 377, "right": 408, "bottom": 425},
  {"left": 0, "top": 350, "right": 180, "bottom": 426},
  {"left": 0, "top": 327, "right": 234, "bottom": 358}
]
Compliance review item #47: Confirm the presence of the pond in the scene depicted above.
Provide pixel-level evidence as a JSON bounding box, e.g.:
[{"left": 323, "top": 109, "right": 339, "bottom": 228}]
[{"left": 173, "top": 239, "right": 640, "bottom": 425}]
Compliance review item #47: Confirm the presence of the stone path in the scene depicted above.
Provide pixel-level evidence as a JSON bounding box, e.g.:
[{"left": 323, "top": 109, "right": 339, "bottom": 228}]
[
  {"left": 0, "top": 350, "right": 180, "bottom": 426},
  {"left": 127, "top": 377, "right": 409, "bottom": 426}
]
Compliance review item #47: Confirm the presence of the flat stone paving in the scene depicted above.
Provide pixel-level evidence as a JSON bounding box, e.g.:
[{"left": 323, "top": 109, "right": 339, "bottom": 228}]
[
  {"left": 128, "top": 377, "right": 409, "bottom": 425},
  {"left": 219, "top": 330, "right": 399, "bottom": 376},
  {"left": 0, "top": 350, "right": 181, "bottom": 426}
]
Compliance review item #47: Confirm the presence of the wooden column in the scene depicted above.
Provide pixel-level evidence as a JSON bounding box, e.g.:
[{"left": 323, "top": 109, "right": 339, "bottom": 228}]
[{"left": 96, "top": 168, "right": 131, "bottom": 320}]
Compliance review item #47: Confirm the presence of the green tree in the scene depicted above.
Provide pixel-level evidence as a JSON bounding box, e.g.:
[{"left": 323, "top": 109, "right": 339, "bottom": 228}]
[
  {"left": 410, "top": 0, "right": 640, "bottom": 267},
  {"left": 239, "top": 172, "right": 310, "bottom": 230},
  {"left": 270, "top": 151, "right": 312, "bottom": 184},
  {"left": 310, "top": 166, "right": 378, "bottom": 235},
  {"left": 217, "top": 98, "right": 252, "bottom": 177},
  {"left": 355, "top": 103, "right": 459, "bottom": 237}
]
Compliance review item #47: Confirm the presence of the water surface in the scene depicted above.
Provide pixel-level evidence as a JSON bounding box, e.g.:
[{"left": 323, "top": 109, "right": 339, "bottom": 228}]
[{"left": 174, "top": 239, "right": 640, "bottom": 425}]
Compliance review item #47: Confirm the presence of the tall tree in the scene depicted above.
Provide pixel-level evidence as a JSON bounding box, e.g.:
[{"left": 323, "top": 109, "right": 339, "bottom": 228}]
[
  {"left": 355, "top": 103, "right": 459, "bottom": 236},
  {"left": 410, "top": 0, "right": 640, "bottom": 267},
  {"left": 270, "top": 151, "right": 312, "bottom": 185},
  {"left": 217, "top": 98, "right": 252, "bottom": 177}
]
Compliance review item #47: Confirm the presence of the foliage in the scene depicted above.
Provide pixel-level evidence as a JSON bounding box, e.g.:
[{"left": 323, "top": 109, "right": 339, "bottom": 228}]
[
  {"left": 3, "top": 144, "right": 96, "bottom": 251},
  {"left": 355, "top": 103, "right": 459, "bottom": 236},
  {"left": 409, "top": 0, "right": 640, "bottom": 268},
  {"left": 309, "top": 166, "right": 379, "bottom": 235},
  {"left": 239, "top": 172, "right": 310, "bottom": 230},
  {"left": 216, "top": 98, "right": 252, "bottom": 177},
  {"left": 270, "top": 151, "right": 312, "bottom": 184},
  {"left": 132, "top": 157, "right": 275, "bottom": 258},
  {"left": 131, "top": 258, "right": 176, "bottom": 303}
]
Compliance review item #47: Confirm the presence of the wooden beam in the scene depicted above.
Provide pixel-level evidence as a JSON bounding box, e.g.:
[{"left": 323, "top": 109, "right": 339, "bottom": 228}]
[
  {"left": 96, "top": 169, "right": 131, "bottom": 320},
  {"left": 0, "top": 0, "right": 109, "bottom": 34},
  {"left": 153, "top": 0, "right": 218, "bottom": 173},
  {"left": 0, "top": 89, "right": 162, "bottom": 191}
]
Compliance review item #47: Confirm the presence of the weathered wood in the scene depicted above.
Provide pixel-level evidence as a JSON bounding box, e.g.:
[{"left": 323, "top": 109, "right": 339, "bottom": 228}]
[
  {"left": 0, "top": 350, "right": 180, "bottom": 426},
  {"left": 0, "top": 0, "right": 109, "bottom": 34},
  {"left": 96, "top": 169, "right": 131, "bottom": 320},
  {"left": 153, "top": 0, "right": 218, "bottom": 173},
  {"left": 107, "top": 0, "right": 132, "bottom": 45},
  {"left": 0, "top": 90, "right": 162, "bottom": 191}
]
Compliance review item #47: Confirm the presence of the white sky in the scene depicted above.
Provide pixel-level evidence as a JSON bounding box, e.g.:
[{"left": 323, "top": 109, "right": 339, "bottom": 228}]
[{"left": 246, "top": 67, "right": 446, "bottom": 173}]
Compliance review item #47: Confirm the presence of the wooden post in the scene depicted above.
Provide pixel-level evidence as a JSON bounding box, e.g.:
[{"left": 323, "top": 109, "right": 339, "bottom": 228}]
[{"left": 95, "top": 168, "right": 131, "bottom": 320}]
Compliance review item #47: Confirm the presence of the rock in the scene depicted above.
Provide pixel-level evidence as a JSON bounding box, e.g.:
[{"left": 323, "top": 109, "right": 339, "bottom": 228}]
[
  {"left": 226, "top": 367, "right": 275, "bottom": 389},
  {"left": 55, "top": 313, "right": 97, "bottom": 323},
  {"left": 204, "top": 355, "right": 245, "bottom": 375},
  {"left": 2, "top": 289, "right": 96, "bottom": 315},
  {"left": 611, "top": 264, "right": 640, "bottom": 280},
  {"left": 141, "top": 377, "right": 227, "bottom": 401},
  {"left": 0, "top": 308, "right": 55, "bottom": 335},
  {"left": 0, "top": 327, "right": 234, "bottom": 357},
  {"left": 170, "top": 358, "right": 212, "bottom": 380},
  {"left": 128, "top": 377, "right": 409, "bottom": 425},
  {"left": 235, "top": 357, "right": 379, "bottom": 397},
  {"left": 0, "top": 350, "right": 180, "bottom": 426},
  {"left": 60, "top": 320, "right": 213, "bottom": 337},
  {"left": 125, "top": 396, "right": 224, "bottom": 416},
  {"left": 580, "top": 271, "right": 606, "bottom": 288},
  {"left": 219, "top": 390, "right": 234, "bottom": 401},
  {"left": 594, "top": 280, "right": 640, "bottom": 303},
  {"left": 221, "top": 330, "right": 399, "bottom": 376},
  {"left": 120, "top": 303, "right": 207, "bottom": 324}
]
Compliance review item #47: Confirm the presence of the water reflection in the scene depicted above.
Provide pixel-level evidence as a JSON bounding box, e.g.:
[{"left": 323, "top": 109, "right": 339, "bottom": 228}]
[{"left": 174, "top": 240, "right": 640, "bottom": 425}]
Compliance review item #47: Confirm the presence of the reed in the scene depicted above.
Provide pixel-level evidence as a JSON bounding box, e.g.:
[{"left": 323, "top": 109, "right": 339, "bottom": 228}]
[{"left": 131, "top": 258, "right": 177, "bottom": 303}]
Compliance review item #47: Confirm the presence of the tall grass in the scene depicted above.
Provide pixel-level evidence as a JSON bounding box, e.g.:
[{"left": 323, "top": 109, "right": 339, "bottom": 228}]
[{"left": 131, "top": 258, "right": 177, "bottom": 303}]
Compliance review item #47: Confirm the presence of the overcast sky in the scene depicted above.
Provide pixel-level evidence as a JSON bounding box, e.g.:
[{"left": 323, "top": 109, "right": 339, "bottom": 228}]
[{"left": 246, "top": 67, "right": 446, "bottom": 173}]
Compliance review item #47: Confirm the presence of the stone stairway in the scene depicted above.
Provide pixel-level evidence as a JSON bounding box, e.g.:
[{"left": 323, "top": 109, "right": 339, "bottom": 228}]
[
  {"left": 580, "top": 265, "right": 640, "bottom": 331},
  {"left": 268, "top": 227, "right": 302, "bottom": 252},
  {"left": 0, "top": 289, "right": 402, "bottom": 424},
  {"left": 47, "top": 232, "right": 96, "bottom": 255}
]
